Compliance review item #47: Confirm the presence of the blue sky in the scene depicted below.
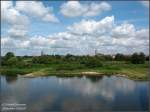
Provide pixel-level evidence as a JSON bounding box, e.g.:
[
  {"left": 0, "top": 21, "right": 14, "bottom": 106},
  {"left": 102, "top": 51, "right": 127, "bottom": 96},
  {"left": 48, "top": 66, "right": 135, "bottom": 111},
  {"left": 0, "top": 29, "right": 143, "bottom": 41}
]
[
  {"left": 26, "top": 1, "right": 149, "bottom": 36},
  {"left": 1, "top": 1, "right": 149, "bottom": 56}
]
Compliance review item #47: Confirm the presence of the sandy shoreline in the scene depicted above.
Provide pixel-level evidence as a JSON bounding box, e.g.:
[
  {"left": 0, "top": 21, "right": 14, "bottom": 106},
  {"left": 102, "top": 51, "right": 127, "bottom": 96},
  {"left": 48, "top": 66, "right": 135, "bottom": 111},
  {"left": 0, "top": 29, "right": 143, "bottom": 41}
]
[{"left": 21, "top": 71, "right": 128, "bottom": 78}]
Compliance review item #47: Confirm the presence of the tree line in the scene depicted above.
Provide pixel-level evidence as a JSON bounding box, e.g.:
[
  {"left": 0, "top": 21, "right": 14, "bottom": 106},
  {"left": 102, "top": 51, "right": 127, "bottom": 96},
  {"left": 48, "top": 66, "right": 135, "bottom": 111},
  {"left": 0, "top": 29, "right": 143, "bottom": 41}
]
[{"left": 1, "top": 52, "right": 149, "bottom": 68}]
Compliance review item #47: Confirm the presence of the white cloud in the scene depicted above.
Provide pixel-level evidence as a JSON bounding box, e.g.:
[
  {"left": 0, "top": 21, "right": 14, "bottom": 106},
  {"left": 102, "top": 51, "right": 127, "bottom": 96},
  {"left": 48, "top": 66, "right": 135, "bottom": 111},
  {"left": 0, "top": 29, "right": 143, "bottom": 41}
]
[
  {"left": 1, "top": 1, "right": 29, "bottom": 25},
  {"left": 1, "top": 37, "right": 30, "bottom": 49},
  {"left": 140, "top": 1, "right": 149, "bottom": 8},
  {"left": 30, "top": 35, "right": 55, "bottom": 47},
  {"left": 1, "top": 1, "right": 29, "bottom": 40},
  {"left": 42, "top": 14, "right": 59, "bottom": 22},
  {"left": 16, "top": 1, "right": 59, "bottom": 22},
  {"left": 1, "top": 15, "right": 149, "bottom": 55},
  {"left": 1, "top": 37, "right": 13, "bottom": 47},
  {"left": 1, "top": 1, "right": 58, "bottom": 25},
  {"left": 67, "top": 16, "right": 114, "bottom": 35},
  {"left": 19, "top": 41, "right": 30, "bottom": 48},
  {"left": 111, "top": 23, "right": 149, "bottom": 48},
  {"left": 112, "top": 23, "right": 135, "bottom": 38},
  {"left": 8, "top": 25, "right": 28, "bottom": 39},
  {"left": 135, "top": 29, "right": 149, "bottom": 39},
  {"left": 60, "top": 1, "right": 87, "bottom": 17},
  {"left": 60, "top": 1, "right": 111, "bottom": 17},
  {"left": 84, "top": 2, "right": 111, "bottom": 17},
  {"left": 2, "top": 1, "right": 59, "bottom": 40}
]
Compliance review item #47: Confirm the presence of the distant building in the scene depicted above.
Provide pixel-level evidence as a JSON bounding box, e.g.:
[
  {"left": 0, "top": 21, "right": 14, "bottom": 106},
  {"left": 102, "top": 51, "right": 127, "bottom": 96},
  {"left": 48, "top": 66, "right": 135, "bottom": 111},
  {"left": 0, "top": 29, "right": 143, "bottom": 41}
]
[
  {"left": 94, "top": 49, "right": 116, "bottom": 58},
  {"left": 41, "top": 50, "right": 44, "bottom": 56},
  {"left": 95, "top": 50, "right": 104, "bottom": 56}
]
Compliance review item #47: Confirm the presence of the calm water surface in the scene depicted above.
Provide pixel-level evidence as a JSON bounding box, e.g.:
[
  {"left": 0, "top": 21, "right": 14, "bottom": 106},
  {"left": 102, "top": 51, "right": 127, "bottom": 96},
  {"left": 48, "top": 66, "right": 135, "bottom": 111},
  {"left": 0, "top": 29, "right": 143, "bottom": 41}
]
[{"left": 1, "top": 75, "right": 149, "bottom": 112}]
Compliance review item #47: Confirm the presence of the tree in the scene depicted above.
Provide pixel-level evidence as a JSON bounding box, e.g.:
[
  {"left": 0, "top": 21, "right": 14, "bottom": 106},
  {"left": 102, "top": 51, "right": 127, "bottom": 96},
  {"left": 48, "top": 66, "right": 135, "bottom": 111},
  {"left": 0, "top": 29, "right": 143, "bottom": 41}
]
[
  {"left": 104, "top": 55, "right": 113, "bottom": 61},
  {"left": 2, "top": 52, "right": 15, "bottom": 66},
  {"left": 146, "top": 55, "right": 149, "bottom": 61},
  {"left": 84, "top": 57, "right": 103, "bottom": 68},
  {"left": 64, "top": 54, "right": 75, "bottom": 61},
  {"left": 131, "top": 53, "right": 139, "bottom": 64},
  {"left": 139, "top": 52, "right": 145, "bottom": 64},
  {"left": 4, "top": 52, "right": 15, "bottom": 60},
  {"left": 131, "top": 52, "right": 145, "bottom": 64},
  {"left": 32, "top": 55, "right": 53, "bottom": 64},
  {"left": 115, "top": 53, "right": 125, "bottom": 61},
  {"left": 6, "top": 57, "right": 18, "bottom": 66},
  {"left": 124, "top": 55, "right": 131, "bottom": 61}
]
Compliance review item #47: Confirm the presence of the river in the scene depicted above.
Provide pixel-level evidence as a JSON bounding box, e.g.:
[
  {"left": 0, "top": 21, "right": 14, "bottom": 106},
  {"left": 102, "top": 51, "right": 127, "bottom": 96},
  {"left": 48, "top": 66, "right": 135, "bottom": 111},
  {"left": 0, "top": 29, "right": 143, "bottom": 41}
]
[{"left": 1, "top": 75, "right": 149, "bottom": 112}]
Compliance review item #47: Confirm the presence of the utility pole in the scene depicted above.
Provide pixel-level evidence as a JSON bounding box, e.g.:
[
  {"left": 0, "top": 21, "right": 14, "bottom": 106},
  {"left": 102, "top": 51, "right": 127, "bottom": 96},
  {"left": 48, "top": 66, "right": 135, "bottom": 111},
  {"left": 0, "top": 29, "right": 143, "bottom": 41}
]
[{"left": 95, "top": 49, "right": 97, "bottom": 55}]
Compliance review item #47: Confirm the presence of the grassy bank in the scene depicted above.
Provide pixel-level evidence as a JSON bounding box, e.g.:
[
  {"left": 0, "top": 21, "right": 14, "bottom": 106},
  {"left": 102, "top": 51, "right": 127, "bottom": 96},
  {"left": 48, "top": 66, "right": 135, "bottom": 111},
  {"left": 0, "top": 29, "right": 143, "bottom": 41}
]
[{"left": 0, "top": 61, "right": 148, "bottom": 80}]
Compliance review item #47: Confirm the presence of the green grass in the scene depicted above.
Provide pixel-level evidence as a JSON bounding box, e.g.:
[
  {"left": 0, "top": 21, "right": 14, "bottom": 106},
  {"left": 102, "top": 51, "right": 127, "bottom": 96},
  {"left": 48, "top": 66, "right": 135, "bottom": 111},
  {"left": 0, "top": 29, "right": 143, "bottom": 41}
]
[{"left": 0, "top": 61, "right": 149, "bottom": 80}]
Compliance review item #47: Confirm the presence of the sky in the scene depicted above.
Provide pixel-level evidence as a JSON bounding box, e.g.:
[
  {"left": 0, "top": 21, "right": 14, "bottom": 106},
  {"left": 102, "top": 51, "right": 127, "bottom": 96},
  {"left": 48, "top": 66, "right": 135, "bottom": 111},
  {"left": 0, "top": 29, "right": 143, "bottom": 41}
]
[{"left": 1, "top": 1, "right": 149, "bottom": 56}]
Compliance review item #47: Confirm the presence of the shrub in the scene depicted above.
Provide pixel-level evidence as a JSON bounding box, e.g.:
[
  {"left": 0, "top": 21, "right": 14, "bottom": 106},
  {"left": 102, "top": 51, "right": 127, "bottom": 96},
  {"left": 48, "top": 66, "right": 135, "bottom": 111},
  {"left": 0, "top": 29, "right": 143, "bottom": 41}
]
[
  {"left": 131, "top": 52, "right": 145, "bottom": 64},
  {"left": 2, "top": 52, "right": 15, "bottom": 66},
  {"left": 4, "top": 52, "right": 15, "bottom": 60},
  {"left": 32, "top": 55, "right": 52, "bottom": 64},
  {"left": 115, "top": 53, "right": 125, "bottom": 61},
  {"left": 56, "top": 63, "right": 84, "bottom": 70},
  {"left": 83, "top": 58, "right": 103, "bottom": 68},
  {"left": 6, "top": 57, "right": 18, "bottom": 66}
]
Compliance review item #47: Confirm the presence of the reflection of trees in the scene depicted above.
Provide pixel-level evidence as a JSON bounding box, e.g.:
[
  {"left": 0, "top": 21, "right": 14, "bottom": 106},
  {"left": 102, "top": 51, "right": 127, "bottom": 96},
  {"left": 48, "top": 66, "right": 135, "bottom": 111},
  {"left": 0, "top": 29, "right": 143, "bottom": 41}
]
[
  {"left": 5, "top": 76, "right": 17, "bottom": 84},
  {"left": 86, "top": 76, "right": 103, "bottom": 83}
]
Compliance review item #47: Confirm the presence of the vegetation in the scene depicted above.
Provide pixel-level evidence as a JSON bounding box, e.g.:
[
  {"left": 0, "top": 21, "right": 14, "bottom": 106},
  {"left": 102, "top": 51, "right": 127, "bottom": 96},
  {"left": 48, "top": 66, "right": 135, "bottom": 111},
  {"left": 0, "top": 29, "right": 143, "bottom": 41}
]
[
  {"left": 131, "top": 52, "right": 146, "bottom": 64},
  {"left": 0, "top": 52, "right": 149, "bottom": 80},
  {"left": 115, "top": 53, "right": 125, "bottom": 61}
]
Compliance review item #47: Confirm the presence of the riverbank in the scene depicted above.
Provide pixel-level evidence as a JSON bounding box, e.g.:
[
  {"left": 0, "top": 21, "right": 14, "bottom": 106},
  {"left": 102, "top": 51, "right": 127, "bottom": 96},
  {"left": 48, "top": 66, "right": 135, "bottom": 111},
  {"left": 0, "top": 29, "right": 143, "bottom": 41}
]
[{"left": 0, "top": 61, "right": 148, "bottom": 80}]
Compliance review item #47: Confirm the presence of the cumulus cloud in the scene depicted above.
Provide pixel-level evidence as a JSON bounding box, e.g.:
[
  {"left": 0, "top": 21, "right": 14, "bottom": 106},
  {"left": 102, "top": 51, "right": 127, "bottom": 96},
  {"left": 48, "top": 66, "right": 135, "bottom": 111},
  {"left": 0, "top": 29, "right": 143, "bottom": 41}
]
[
  {"left": 84, "top": 2, "right": 111, "bottom": 17},
  {"left": 67, "top": 16, "right": 114, "bottom": 35},
  {"left": 1, "top": 15, "right": 149, "bottom": 55},
  {"left": 135, "top": 29, "right": 149, "bottom": 39},
  {"left": 8, "top": 25, "right": 28, "bottom": 39},
  {"left": 1, "top": 37, "right": 30, "bottom": 49},
  {"left": 30, "top": 35, "right": 56, "bottom": 47},
  {"left": 112, "top": 22, "right": 135, "bottom": 38},
  {"left": 1, "top": 1, "right": 29, "bottom": 40},
  {"left": 1, "top": 1, "right": 59, "bottom": 26},
  {"left": 1, "top": 1, "right": 59, "bottom": 24},
  {"left": 1, "top": 1, "right": 29, "bottom": 25},
  {"left": 66, "top": 17, "right": 148, "bottom": 50},
  {"left": 1, "top": 37, "right": 14, "bottom": 48},
  {"left": 15, "top": 1, "right": 59, "bottom": 22},
  {"left": 60, "top": 1, "right": 87, "bottom": 17},
  {"left": 2, "top": 1, "right": 60, "bottom": 40},
  {"left": 60, "top": 1, "right": 111, "bottom": 17}
]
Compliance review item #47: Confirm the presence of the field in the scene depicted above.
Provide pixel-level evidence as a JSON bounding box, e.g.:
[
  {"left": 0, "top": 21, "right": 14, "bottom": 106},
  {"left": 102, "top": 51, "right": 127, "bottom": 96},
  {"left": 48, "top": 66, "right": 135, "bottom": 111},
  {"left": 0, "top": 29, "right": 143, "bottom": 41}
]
[{"left": 1, "top": 60, "right": 149, "bottom": 80}]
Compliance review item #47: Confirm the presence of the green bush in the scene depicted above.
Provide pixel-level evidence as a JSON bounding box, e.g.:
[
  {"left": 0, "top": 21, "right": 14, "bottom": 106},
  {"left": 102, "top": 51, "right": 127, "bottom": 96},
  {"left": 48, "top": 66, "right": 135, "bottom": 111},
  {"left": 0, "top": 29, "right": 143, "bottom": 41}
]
[
  {"left": 4, "top": 52, "right": 15, "bottom": 60},
  {"left": 2, "top": 52, "right": 15, "bottom": 66},
  {"left": 32, "top": 55, "right": 52, "bottom": 64},
  {"left": 115, "top": 53, "right": 125, "bottom": 61},
  {"left": 83, "top": 58, "right": 103, "bottom": 68},
  {"left": 6, "top": 57, "right": 18, "bottom": 66},
  {"left": 56, "top": 63, "right": 84, "bottom": 70},
  {"left": 131, "top": 52, "right": 145, "bottom": 64}
]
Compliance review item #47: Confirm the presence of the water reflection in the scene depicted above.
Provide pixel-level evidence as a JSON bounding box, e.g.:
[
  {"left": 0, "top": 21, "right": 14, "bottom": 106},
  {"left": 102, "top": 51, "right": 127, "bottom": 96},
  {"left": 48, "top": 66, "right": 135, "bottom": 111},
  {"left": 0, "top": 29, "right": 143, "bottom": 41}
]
[
  {"left": 57, "top": 76, "right": 136, "bottom": 99},
  {"left": 86, "top": 76, "right": 103, "bottom": 82},
  {"left": 1, "top": 75, "right": 148, "bottom": 111},
  {"left": 5, "top": 75, "right": 18, "bottom": 84}
]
